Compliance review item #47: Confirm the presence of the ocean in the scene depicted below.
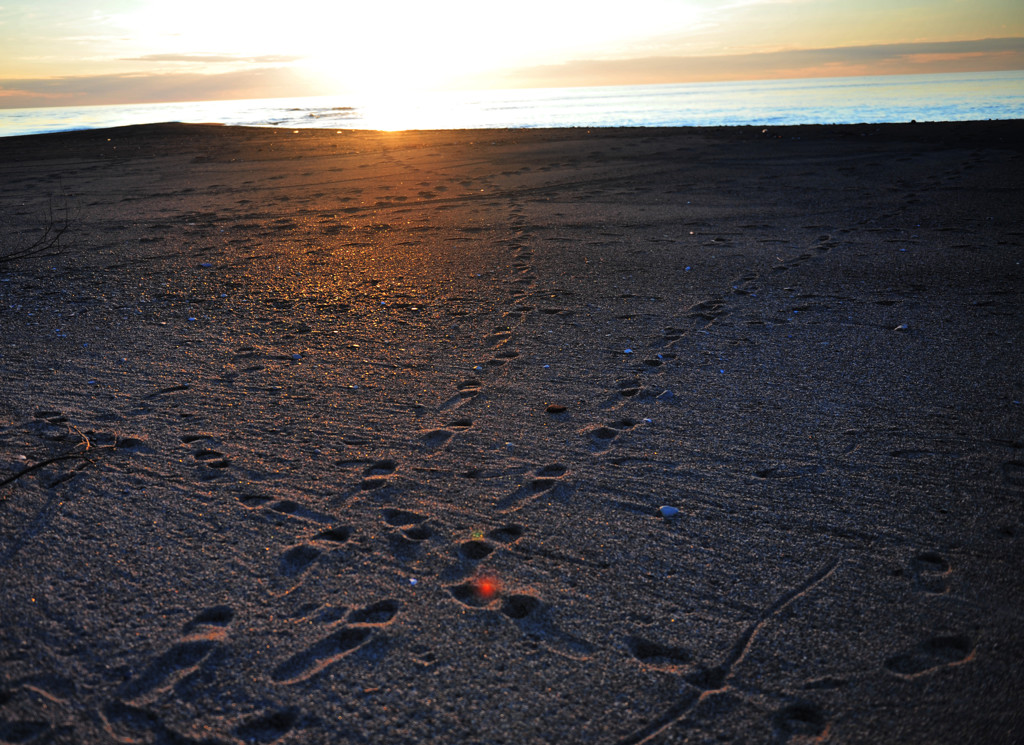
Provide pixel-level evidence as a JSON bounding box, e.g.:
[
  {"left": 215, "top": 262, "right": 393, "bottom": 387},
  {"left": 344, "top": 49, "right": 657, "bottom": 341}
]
[{"left": 1, "top": 70, "right": 1022, "bottom": 138}]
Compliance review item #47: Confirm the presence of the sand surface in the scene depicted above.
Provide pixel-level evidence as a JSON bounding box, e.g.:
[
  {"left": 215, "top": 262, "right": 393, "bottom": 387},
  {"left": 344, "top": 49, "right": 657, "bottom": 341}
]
[{"left": 1, "top": 121, "right": 1023, "bottom": 744}]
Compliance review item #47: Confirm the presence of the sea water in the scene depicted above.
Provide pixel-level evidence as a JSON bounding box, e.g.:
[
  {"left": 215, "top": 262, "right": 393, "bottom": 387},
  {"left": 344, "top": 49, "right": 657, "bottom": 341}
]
[{"left": 1, "top": 70, "right": 1022, "bottom": 138}]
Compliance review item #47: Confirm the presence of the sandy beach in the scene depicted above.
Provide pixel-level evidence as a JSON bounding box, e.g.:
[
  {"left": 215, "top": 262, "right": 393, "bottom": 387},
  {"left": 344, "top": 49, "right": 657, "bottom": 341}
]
[{"left": 1, "top": 121, "right": 1023, "bottom": 744}]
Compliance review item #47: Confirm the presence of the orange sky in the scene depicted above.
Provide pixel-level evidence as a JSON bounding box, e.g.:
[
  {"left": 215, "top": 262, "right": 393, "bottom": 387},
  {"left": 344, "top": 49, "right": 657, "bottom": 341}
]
[{"left": 1, "top": 0, "right": 1022, "bottom": 108}]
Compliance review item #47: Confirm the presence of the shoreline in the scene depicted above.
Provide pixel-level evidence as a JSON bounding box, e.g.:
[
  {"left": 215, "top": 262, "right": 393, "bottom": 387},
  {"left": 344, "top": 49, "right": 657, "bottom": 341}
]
[
  {"left": 2, "top": 67, "right": 1022, "bottom": 137},
  {"left": 2, "top": 120, "right": 1023, "bottom": 743}
]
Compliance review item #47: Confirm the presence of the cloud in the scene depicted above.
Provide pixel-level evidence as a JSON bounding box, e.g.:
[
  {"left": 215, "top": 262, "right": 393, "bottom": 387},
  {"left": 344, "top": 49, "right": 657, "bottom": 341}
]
[
  {"left": 3, "top": 37, "right": 1022, "bottom": 109},
  {"left": 0, "top": 66, "right": 324, "bottom": 109},
  {"left": 487, "top": 37, "right": 1024, "bottom": 88},
  {"left": 125, "top": 53, "right": 302, "bottom": 64},
  {"left": 0, "top": 87, "right": 61, "bottom": 100}
]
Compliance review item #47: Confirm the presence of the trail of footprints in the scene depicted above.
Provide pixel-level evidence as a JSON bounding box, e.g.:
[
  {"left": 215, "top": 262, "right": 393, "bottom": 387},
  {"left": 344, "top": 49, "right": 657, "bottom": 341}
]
[
  {"left": 109, "top": 193, "right": 975, "bottom": 740},
  {"left": 441, "top": 522, "right": 595, "bottom": 661},
  {"left": 614, "top": 548, "right": 974, "bottom": 742},
  {"left": 271, "top": 599, "right": 400, "bottom": 685},
  {"left": 100, "top": 606, "right": 237, "bottom": 742},
  {"left": 882, "top": 548, "right": 973, "bottom": 678}
]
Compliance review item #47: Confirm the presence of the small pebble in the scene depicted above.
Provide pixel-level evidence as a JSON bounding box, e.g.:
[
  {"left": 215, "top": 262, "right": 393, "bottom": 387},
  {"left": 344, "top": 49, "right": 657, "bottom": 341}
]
[
  {"left": 546, "top": 404, "right": 567, "bottom": 414},
  {"left": 291, "top": 353, "right": 303, "bottom": 361},
  {"left": 624, "top": 348, "right": 633, "bottom": 354},
  {"left": 660, "top": 506, "right": 679, "bottom": 518}
]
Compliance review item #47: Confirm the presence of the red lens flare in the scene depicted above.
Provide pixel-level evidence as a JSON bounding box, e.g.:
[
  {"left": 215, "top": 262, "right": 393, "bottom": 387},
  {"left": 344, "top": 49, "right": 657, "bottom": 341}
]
[{"left": 474, "top": 575, "right": 501, "bottom": 601}]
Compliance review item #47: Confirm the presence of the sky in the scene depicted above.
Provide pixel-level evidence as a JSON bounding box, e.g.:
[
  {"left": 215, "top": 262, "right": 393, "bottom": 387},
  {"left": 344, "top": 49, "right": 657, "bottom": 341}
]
[{"left": 1, "top": 0, "right": 1022, "bottom": 109}]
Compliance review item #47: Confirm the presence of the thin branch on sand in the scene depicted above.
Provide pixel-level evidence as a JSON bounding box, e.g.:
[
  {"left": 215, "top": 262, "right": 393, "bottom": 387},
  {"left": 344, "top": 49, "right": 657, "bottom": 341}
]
[
  {"left": 0, "top": 424, "right": 115, "bottom": 492},
  {"left": 0, "top": 185, "right": 75, "bottom": 267}
]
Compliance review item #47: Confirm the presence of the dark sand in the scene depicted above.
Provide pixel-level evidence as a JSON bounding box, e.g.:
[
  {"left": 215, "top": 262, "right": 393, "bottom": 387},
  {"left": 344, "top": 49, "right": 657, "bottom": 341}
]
[{"left": 1, "top": 121, "right": 1023, "bottom": 744}]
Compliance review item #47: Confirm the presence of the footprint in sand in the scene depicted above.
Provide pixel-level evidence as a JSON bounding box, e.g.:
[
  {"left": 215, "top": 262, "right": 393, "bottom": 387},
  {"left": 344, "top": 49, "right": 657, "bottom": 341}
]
[
  {"left": 487, "top": 524, "right": 525, "bottom": 544},
  {"left": 420, "top": 429, "right": 454, "bottom": 450},
  {"left": 237, "top": 493, "right": 273, "bottom": 509},
  {"left": 687, "top": 299, "right": 727, "bottom": 321},
  {"left": 487, "top": 349, "right": 520, "bottom": 366},
  {"left": 530, "top": 464, "right": 569, "bottom": 493},
  {"left": 458, "top": 539, "right": 495, "bottom": 561},
  {"left": 181, "top": 605, "right": 234, "bottom": 636},
  {"left": 485, "top": 329, "right": 512, "bottom": 346},
  {"left": 361, "top": 458, "right": 398, "bottom": 491},
  {"left": 585, "top": 419, "right": 637, "bottom": 451},
  {"left": 279, "top": 544, "right": 321, "bottom": 578},
  {"left": 0, "top": 675, "right": 79, "bottom": 743},
  {"left": 587, "top": 425, "right": 620, "bottom": 448},
  {"left": 909, "top": 551, "right": 952, "bottom": 594},
  {"left": 754, "top": 464, "right": 824, "bottom": 479},
  {"left": 448, "top": 579, "right": 501, "bottom": 609},
  {"left": 626, "top": 635, "right": 693, "bottom": 673},
  {"left": 614, "top": 379, "right": 644, "bottom": 399},
  {"left": 383, "top": 509, "right": 433, "bottom": 551},
  {"left": 812, "top": 234, "right": 836, "bottom": 253},
  {"left": 497, "top": 465, "right": 571, "bottom": 512},
  {"left": 639, "top": 355, "right": 667, "bottom": 369},
  {"left": 662, "top": 326, "right": 685, "bottom": 344},
  {"left": 265, "top": 499, "right": 335, "bottom": 524},
  {"left": 180, "top": 433, "right": 212, "bottom": 445},
  {"left": 884, "top": 634, "right": 974, "bottom": 677},
  {"left": 270, "top": 599, "right": 400, "bottom": 684},
  {"left": 456, "top": 379, "right": 483, "bottom": 398},
  {"left": 233, "top": 708, "right": 298, "bottom": 744},
  {"left": 182, "top": 434, "right": 231, "bottom": 470},
  {"left": 447, "top": 586, "right": 594, "bottom": 661},
  {"left": 313, "top": 526, "right": 352, "bottom": 545},
  {"left": 116, "top": 606, "right": 234, "bottom": 702},
  {"left": 1002, "top": 461, "right": 1024, "bottom": 488},
  {"left": 33, "top": 409, "right": 68, "bottom": 425},
  {"left": 771, "top": 701, "right": 830, "bottom": 744}
]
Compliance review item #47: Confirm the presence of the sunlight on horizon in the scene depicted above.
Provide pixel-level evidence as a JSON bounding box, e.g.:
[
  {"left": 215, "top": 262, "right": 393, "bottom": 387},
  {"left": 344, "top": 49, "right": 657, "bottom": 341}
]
[
  {"left": 1, "top": 0, "right": 1022, "bottom": 110},
  {"left": 114, "top": 0, "right": 714, "bottom": 98}
]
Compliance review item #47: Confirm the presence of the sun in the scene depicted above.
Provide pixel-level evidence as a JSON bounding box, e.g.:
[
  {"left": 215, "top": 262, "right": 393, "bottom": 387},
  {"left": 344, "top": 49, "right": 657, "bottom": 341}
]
[{"left": 302, "top": 13, "right": 483, "bottom": 100}]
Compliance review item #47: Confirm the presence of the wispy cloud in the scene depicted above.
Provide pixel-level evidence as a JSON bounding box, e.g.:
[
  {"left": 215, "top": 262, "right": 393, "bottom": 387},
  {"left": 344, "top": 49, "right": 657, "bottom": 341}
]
[
  {"left": 125, "top": 53, "right": 302, "bottom": 64},
  {"left": 3, "top": 37, "right": 1022, "bottom": 109},
  {"left": 488, "top": 37, "right": 1024, "bottom": 88},
  {"left": 0, "top": 66, "right": 322, "bottom": 109}
]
